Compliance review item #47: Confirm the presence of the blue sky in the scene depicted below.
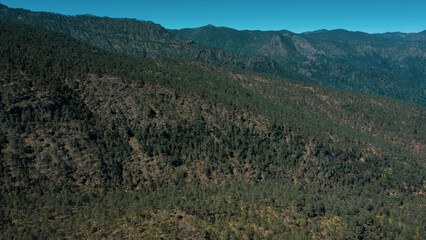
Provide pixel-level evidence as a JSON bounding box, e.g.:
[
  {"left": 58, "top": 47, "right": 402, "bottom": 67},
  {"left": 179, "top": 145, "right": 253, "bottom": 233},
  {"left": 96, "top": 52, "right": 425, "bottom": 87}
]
[{"left": 2, "top": 0, "right": 425, "bottom": 33}]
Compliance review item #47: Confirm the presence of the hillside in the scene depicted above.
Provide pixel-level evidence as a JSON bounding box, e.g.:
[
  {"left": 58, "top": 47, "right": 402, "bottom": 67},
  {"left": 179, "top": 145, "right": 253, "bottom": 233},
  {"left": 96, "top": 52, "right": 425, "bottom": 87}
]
[
  {"left": 0, "top": 3, "right": 308, "bottom": 83},
  {"left": 172, "top": 25, "right": 426, "bottom": 105},
  {"left": 0, "top": 19, "right": 425, "bottom": 239},
  {"left": 1, "top": 3, "right": 423, "bottom": 105}
]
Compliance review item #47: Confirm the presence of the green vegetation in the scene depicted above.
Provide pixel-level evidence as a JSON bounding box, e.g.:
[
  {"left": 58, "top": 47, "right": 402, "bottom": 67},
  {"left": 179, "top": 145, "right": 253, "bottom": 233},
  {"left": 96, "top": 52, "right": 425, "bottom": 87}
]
[
  {"left": 0, "top": 15, "right": 424, "bottom": 240},
  {"left": 172, "top": 26, "right": 426, "bottom": 105},
  {"left": 3, "top": 183, "right": 425, "bottom": 239},
  {"left": 2, "top": 3, "right": 423, "bottom": 105},
  {"left": 0, "top": 3, "right": 308, "bottom": 83}
]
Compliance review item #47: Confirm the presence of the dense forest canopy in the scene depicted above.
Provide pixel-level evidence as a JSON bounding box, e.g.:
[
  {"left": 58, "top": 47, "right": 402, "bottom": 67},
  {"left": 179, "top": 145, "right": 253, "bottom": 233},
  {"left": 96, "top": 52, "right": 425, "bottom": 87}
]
[
  {"left": 172, "top": 25, "right": 426, "bottom": 105},
  {"left": 0, "top": 4, "right": 425, "bottom": 239},
  {"left": 3, "top": 3, "right": 426, "bottom": 105}
]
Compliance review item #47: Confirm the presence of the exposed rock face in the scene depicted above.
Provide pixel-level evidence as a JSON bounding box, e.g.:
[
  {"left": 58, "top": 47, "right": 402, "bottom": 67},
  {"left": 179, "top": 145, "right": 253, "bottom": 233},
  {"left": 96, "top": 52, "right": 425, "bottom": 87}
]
[
  {"left": 173, "top": 26, "right": 426, "bottom": 105},
  {"left": 259, "top": 35, "right": 288, "bottom": 57},
  {"left": 292, "top": 35, "right": 319, "bottom": 59}
]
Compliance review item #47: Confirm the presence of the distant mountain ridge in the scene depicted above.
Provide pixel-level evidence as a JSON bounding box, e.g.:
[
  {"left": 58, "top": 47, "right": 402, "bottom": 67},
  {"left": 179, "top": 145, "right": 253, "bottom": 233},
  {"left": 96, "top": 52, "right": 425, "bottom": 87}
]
[
  {"left": 0, "top": 4, "right": 426, "bottom": 105},
  {"left": 1, "top": 4, "right": 424, "bottom": 105},
  {"left": 172, "top": 25, "right": 426, "bottom": 105},
  {"left": 377, "top": 30, "right": 426, "bottom": 41},
  {"left": 1, "top": 8, "right": 425, "bottom": 239},
  {"left": 0, "top": 3, "right": 308, "bottom": 82}
]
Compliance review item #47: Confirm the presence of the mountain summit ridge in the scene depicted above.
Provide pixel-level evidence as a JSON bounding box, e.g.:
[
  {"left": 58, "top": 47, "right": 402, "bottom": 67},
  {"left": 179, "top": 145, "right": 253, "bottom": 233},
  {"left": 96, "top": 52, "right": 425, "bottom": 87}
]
[
  {"left": 0, "top": 4, "right": 425, "bottom": 239},
  {"left": 172, "top": 25, "right": 426, "bottom": 105},
  {"left": 1, "top": 3, "right": 424, "bottom": 105}
]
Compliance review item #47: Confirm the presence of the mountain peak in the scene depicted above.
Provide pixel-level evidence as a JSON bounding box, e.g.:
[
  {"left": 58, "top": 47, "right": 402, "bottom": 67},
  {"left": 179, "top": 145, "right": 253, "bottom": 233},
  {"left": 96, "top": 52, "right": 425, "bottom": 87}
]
[
  {"left": 0, "top": 5, "right": 425, "bottom": 239},
  {"left": 302, "top": 29, "right": 328, "bottom": 34}
]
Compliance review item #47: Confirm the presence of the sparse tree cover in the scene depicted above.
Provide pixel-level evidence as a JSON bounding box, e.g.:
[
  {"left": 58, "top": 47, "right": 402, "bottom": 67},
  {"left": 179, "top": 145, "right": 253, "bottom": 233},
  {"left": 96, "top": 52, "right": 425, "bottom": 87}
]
[{"left": 0, "top": 15, "right": 425, "bottom": 240}]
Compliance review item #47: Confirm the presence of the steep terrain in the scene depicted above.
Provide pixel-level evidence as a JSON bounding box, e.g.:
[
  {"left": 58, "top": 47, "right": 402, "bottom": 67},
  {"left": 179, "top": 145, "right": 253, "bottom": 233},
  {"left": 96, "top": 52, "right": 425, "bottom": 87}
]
[
  {"left": 0, "top": 3, "right": 308, "bottom": 83},
  {"left": 172, "top": 25, "right": 426, "bottom": 105},
  {"left": 1, "top": 3, "right": 423, "bottom": 105},
  {"left": 0, "top": 19, "right": 425, "bottom": 239}
]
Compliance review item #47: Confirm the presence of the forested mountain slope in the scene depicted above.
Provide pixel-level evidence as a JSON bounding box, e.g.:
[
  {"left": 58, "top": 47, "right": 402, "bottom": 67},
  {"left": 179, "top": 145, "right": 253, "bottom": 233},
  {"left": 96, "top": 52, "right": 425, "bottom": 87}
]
[
  {"left": 0, "top": 3, "right": 308, "bottom": 83},
  {"left": 172, "top": 25, "right": 426, "bottom": 105},
  {"left": 0, "top": 19, "right": 425, "bottom": 239},
  {"left": 1, "top": 3, "right": 423, "bottom": 105}
]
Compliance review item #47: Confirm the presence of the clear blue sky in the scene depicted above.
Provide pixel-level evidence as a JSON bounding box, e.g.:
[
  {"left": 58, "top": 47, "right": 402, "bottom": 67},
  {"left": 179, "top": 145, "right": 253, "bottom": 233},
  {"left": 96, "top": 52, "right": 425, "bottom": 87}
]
[{"left": 2, "top": 0, "right": 425, "bottom": 33}]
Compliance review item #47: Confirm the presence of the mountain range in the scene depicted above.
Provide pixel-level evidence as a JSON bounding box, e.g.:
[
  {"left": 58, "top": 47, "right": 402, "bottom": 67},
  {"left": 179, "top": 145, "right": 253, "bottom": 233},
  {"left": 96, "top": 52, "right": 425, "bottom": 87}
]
[
  {"left": 0, "top": 4, "right": 425, "bottom": 239},
  {"left": 172, "top": 25, "right": 426, "bottom": 105},
  {"left": 0, "top": 3, "right": 309, "bottom": 83},
  {"left": 1, "top": 3, "right": 425, "bottom": 105}
]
